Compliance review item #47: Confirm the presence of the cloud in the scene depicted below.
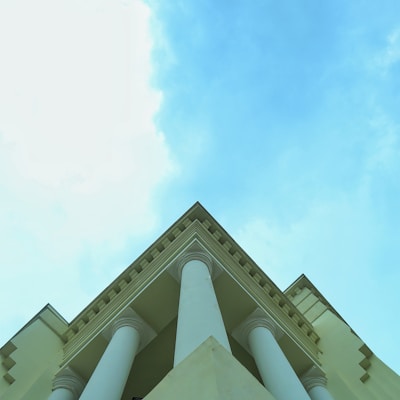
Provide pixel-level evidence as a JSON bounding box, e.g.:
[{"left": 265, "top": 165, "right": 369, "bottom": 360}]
[
  {"left": 0, "top": 0, "right": 176, "bottom": 343},
  {"left": 373, "top": 27, "right": 400, "bottom": 73}
]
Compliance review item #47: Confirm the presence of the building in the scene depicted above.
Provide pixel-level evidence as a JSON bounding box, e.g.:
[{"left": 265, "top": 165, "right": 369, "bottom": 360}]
[{"left": 1, "top": 202, "right": 399, "bottom": 399}]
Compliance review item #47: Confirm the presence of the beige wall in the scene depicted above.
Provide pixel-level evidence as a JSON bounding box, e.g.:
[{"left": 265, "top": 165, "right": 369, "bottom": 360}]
[
  {"left": 0, "top": 317, "right": 64, "bottom": 400},
  {"left": 290, "top": 285, "right": 400, "bottom": 399},
  {"left": 145, "top": 336, "right": 276, "bottom": 400}
]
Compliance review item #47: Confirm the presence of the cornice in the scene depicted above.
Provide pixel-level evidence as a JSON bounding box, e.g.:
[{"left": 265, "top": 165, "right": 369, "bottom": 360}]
[
  {"left": 195, "top": 221, "right": 320, "bottom": 361},
  {"left": 286, "top": 274, "right": 374, "bottom": 381},
  {"left": 61, "top": 203, "right": 320, "bottom": 367},
  {"left": 62, "top": 218, "right": 210, "bottom": 364},
  {"left": 284, "top": 274, "right": 345, "bottom": 325},
  {"left": 63, "top": 204, "right": 207, "bottom": 340}
]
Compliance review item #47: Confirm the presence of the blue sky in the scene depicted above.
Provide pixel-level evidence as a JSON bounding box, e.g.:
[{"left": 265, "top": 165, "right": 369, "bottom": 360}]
[{"left": 0, "top": 0, "right": 399, "bottom": 374}]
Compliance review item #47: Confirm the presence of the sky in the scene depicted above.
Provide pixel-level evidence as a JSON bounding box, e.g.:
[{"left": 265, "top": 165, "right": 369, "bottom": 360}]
[{"left": 0, "top": 0, "right": 399, "bottom": 374}]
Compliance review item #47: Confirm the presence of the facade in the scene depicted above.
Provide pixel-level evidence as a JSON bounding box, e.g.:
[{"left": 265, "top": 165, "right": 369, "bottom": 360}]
[{"left": 1, "top": 202, "right": 399, "bottom": 399}]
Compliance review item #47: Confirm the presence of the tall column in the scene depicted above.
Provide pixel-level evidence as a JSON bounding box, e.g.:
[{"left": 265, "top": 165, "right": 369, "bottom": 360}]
[
  {"left": 79, "top": 311, "right": 150, "bottom": 400},
  {"left": 233, "top": 309, "right": 311, "bottom": 400},
  {"left": 173, "top": 250, "right": 231, "bottom": 366},
  {"left": 48, "top": 367, "right": 85, "bottom": 400},
  {"left": 302, "top": 366, "right": 335, "bottom": 400}
]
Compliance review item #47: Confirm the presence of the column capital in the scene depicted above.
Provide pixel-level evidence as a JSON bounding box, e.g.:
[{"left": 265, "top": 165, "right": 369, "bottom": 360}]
[
  {"left": 104, "top": 308, "right": 156, "bottom": 354},
  {"left": 301, "top": 366, "right": 328, "bottom": 391},
  {"left": 232, "top": 308, "right": 283, "bottom": 353},
  {"left": 169, "top": 239, "right": 221, "bottom": 282},
  {"left": 111, "top": 314, "right": 144, "bottom": 336},
  {"left": 52, "top": 367, "right": 85, "bottom": 398}
]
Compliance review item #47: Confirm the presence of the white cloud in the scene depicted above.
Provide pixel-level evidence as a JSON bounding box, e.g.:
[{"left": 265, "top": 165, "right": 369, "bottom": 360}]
[
  {"left": 0, "top": 0, "right": 176, "bottom": 343},
  {"left": 373, "top": 27, "right": 400, "bottom": 73}
]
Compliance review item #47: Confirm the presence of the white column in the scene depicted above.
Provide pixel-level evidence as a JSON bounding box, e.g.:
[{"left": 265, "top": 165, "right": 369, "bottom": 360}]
[
  {"left": 173, "top": 251, "right": 231, "bottom": 366},
  {"left": 48, "top": 367, "right": 84, "bottom": 400},
  {"left": 302, "top": 367, "right": 335, "bottom": 400},
  {"left": 49, "top": 388, "right": 74, "bottom": 400},
  {"left": 233, "top": 309, "right": 311, "bottom": 400},
  {"left": 79, "top": 314, "right": 142, "bottom": 400}
]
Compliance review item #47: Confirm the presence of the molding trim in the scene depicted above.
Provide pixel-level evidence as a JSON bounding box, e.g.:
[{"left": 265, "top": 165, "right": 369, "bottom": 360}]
[{"left": 61, "top": 204, "right": 319, "bottom": 368}]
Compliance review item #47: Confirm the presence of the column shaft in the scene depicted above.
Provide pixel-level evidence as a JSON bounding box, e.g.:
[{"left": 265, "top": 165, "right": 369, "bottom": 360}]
[
  {"left": 48, "top": 388, "right": 75, "bottom": 400},
  {"left": 248, "top": 326, "right": 311, "bottom": 400},
  {"left": 174, "top": 259, "right": 230, "bottom": 366},
  {"left": 308, "top": 385, "right": 335, "bottom": 400},
  {"left": 79, "top": 325, "right": 140, "bottom": 400}
]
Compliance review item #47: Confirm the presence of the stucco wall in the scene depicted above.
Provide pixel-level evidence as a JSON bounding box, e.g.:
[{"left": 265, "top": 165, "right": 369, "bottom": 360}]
[
  {"left": 0, "top": 317, "right": 64, "bottom": 400},
  {"left": 145, "top": 336, "right": 276, "bottom": 400},
  {"left": 290, "top": 285, "right": 400, "bottom": 399}
]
